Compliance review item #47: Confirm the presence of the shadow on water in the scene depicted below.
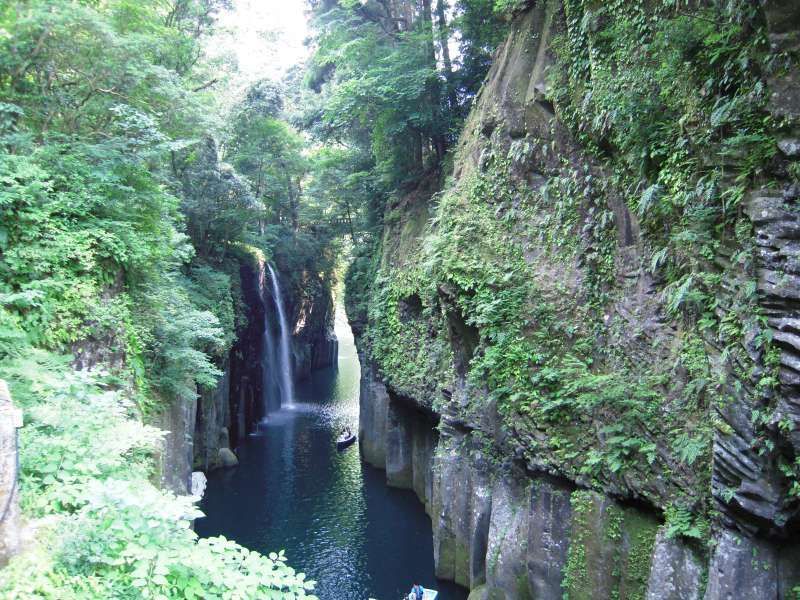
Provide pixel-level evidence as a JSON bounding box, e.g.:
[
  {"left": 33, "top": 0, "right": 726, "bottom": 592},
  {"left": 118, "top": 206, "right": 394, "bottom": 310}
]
[{"left": 197, "top": 311, "right": 467, "bottom": 600}]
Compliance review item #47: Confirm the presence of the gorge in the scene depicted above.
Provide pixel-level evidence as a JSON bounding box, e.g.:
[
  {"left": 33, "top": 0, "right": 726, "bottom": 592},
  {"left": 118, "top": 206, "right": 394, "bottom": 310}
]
[
  {"left": 197, "top": 311, "right": 467, "bottom": 600},
  {"left": 1, "top": 0, "right": 800, "bottom": 599}
]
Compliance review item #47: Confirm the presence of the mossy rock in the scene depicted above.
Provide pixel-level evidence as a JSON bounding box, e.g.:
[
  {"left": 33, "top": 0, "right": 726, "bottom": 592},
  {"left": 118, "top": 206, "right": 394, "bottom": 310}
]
[{"left": 561, "top": 491, "right": 658, "bottom": 600}]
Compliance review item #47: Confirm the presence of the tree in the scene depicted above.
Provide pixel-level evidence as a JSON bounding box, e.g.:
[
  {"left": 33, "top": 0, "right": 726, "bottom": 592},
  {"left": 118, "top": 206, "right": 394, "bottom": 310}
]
[
  {"left": 302, "top": 0, "right": 509, "bottom": 233},
  {"left": 227, "top": 80, "right": 307, "bottom": 232}
]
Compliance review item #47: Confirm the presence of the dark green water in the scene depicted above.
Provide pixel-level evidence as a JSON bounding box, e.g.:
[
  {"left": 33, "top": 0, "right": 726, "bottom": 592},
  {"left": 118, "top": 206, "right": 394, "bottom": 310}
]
[{"left": 196, "top": 313, "right": 468, "bottom": 600}]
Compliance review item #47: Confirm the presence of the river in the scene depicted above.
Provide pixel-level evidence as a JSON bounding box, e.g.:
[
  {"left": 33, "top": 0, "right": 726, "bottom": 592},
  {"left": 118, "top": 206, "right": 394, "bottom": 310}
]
[{"left": 197, "top": 311, "right": 468, "bottom": 600}]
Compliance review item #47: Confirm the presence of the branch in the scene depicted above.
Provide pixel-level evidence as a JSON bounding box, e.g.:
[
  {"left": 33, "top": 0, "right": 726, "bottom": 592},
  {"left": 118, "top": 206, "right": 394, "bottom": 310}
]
[
  {"left": 674, "top": 10, "right": 723, "bottom": 25},
  {"left": 96, "top": 87, "right": 131, "bottom": 101},
  {"left": 192, "top": 78, "right": 219, "bottom": 93}
]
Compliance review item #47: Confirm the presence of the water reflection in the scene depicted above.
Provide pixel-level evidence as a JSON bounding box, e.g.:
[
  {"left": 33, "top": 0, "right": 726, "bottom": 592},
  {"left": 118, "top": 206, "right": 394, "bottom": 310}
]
[{"left": 197, "top": 311, "right": 467, "bottom": 600}]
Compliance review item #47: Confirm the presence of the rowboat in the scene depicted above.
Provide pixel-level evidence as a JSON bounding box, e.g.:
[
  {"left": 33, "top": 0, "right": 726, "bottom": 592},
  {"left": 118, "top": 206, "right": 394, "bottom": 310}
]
[
  {"left": 336, "top": 431, "right": 357, "bottom": 450},
  {"left": 403, "top": 589, "right": 438, "bottom": 600}
]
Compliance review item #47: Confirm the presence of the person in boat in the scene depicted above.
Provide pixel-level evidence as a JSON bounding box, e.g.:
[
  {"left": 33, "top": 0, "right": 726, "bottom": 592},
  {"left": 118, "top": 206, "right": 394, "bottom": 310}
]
[
  {"left": 342, "top": 426, "right": 352, "bottom": 440},
  {"left": 410, "top": 583, "right": 424, "bottom": 600}
]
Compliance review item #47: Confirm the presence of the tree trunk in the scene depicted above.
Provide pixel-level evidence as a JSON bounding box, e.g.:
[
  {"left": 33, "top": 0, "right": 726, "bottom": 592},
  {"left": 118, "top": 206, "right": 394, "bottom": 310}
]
[
  {"left": 421, "top": 0, "right": 446, "bottom": 164},
  {"left": 344, "top": 201, "right": 356, "bottom": 240},
  {"left": 435, "top": 0, "right": 458, "bottom": 112},
  {"left": 291, "top": 177, "right": 301, "bottom": 232},
  {"left": 413, "top": 130, "right": 423, "bottom": 171},
  {"left": 421, "top": 0, "right": 436, "bottom": 63}
]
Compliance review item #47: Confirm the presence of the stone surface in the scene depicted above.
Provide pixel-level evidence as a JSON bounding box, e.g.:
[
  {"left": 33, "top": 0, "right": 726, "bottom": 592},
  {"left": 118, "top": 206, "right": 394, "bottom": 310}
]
[
  {"left": 157, "top": 390, "right": 197, "bottom": 495},
  {"left": 227, "top": 260, "right": 267, "bottom": 444},
  {"left": 351, "top": 2, "right": 800, "bottom": 598},
  {"left": 466, "top": 585, "right": 488, "bottom": 600},
  {"left": 218, "top": 447, "right": 239, "bottom": 468},
  {"left": 411, "top": 412, "right": 437, "bottom": 514},
  {"left": 194, "top": 364, "right": 231, "bottom": 471},
  {"left": 432, "top": 430, "right": 480, "bottom": 587},
  {"left": 467, "top": 456, "right": 493, "bottom": 589},
  {"left": 386, "top": 397, "right": 415, "bottom": 488},
  {"left": 526, "top": 479, "right": 573, "bottom": 599},
  {"left": 292, "top": 266, "right": 338, "bottom": 381},
  {"left": 0, "top": 380, "right": 22, "bottom": 566},
  {"left": 645, "top": 530, "right": 703, "bottom": 600},
  {"left": 704, "top": 528, "right": 778, "bottom": 600},
  {"left": 359, "top": 359, "right": 390, "bottom": 468},
  {"left": 778, "top": 542, "right": 800, "bottom": 599},
  {"left": 484, "top": 472, "right": 532, "bottom": 599},
  {"left": 295, "top": 335, "right": 338, "bottom": 380}
]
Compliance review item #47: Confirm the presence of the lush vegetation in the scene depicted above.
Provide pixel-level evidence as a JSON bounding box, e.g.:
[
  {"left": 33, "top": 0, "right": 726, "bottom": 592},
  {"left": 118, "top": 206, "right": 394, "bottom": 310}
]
[
  {"left": 0, "top": 0, "right": 339, "bottom": 596},
  {"left": 0, "top": 0, "right": 516, "bottom": 591},
  {"left": 344, "top": 0, "right": 798, "bottom": 544},
  {"left": 304, "top": 0, "right": 513, "bottom": 225},
  {"left": 3, "top": 0, "right": 796, "bottom": 595},
  {"left": 0, "top": 353, "right": 315, "bottom": 598}
]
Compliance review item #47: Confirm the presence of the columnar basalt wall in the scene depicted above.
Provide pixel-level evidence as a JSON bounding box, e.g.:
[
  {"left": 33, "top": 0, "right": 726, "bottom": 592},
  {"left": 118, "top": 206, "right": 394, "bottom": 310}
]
[
  {"left": 157, "top": 387, "right": 197, "bottom": 495},
  {"left": 193, "top": 365, "right": 231, "bottom": 472},
  {"left": 288, "top": 262, "right": 339, "bottom": 382},
  {"left": 225, "top": 260, "right": 264, "bottom": 446},
  {"left": 351, "top": 0, "right": 800, "bottom": 597},
  {"left": 294, "top": 334, "right": 338, "bottom": 381},
  {"left": 359, "top": 359, "right": 720, "bottom": 599}
]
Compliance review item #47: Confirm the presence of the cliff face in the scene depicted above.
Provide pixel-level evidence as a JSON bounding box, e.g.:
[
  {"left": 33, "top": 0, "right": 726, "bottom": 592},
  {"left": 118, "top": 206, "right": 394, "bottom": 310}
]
[
  {"left": 290, "top": 266, "right": 339, "bottom": 381},
  {"left": 351, "top": 1, "right": 800, "bottom": 597}
]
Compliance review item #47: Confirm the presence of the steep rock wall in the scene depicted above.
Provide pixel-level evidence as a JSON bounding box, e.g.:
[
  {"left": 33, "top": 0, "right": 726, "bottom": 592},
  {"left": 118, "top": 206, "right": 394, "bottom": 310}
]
[
  {"left": 359, "top": 363, "right": 706, "bottom": 599},
  {"left": 351, "top": 1, "right": 800, "bottom": 597},
  {"left": 292, "top": 273, "right": 338, "bottom": 378}
]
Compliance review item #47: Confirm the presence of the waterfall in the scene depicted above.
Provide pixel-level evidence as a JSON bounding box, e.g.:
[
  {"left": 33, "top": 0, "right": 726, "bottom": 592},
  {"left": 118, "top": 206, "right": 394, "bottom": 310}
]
[
  {"left": 267, "top": 263, "right": 294, "bottom": 407},
  {"left": 256, "top": 259, "right": 278, "bottom": 418},
  {"left": 262, "top": 304, "right": 279, "bottom": 414}
]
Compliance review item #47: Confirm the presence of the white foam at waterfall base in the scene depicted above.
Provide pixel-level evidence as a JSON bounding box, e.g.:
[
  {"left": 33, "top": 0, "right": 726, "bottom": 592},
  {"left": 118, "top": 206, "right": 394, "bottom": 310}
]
[{"left": 267, "top": 263, "right": 294, "bottom": 407}]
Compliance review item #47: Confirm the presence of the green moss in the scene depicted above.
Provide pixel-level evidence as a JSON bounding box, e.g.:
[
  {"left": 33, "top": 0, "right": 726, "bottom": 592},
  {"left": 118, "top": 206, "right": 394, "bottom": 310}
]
[
  {"left": 562, "top": 491, "right": 659, "bottom": 600},
  {"left": 562, "top": 491, "right": 593, "bottom": 599},
  {"left": 516, "top": 572, "right": 534, "bottom": 600},
  {"left": 351, "top": 0, "right": 794, "bottom": 535},
  {"left": 619, "top": 511, "right": 659, "bottom": 600},
  {"left": 467, "top": 585, "right": 489, "bottom": 600},
  {"left": 456, "top": 541, "right": 471, "bottom": 588},
  {"left": 437, "top": 532, "right": 457, "bottom": 581}
]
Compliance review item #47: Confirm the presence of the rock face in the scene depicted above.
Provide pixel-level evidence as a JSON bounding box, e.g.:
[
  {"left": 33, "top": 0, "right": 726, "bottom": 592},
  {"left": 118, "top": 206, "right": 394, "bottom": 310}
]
[
  {"left": 295, "top": 333, "right": 338, "bottom": 381},
  {"left": 145, "top": 258, "right": 256, "bottom": 492},
  {"left": 645, "top": 532, "right": 703, "bottom": 600},
  {"left": 359, "top": 362, "right": 706, "bottom": 599},
  {"left": 287, "top": 261, "right": 339, "bottom": 382},
  {"left": 157, "top": 387, "right": 197, "bottom": 495},
  {"left": 193, "top": 365, "right": 231, "bottom": 471},
  {"left": 0, "top": 381, "right": 22, "bottom": 566},
  {"left": 217, "top": 447, "right": 239, "bottom": 468},
  {"left": 227, "top": 259, "right": 267, "bottom": 444},
  {"left": 352, "top": 1, "right": 800, "bottom": 598}
]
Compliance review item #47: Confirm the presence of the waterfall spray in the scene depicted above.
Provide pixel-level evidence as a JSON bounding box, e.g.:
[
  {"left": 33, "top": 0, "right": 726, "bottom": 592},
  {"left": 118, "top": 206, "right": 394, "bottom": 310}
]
[{"left": 267, "top": 263, "right": 294, "bottom": 406}]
